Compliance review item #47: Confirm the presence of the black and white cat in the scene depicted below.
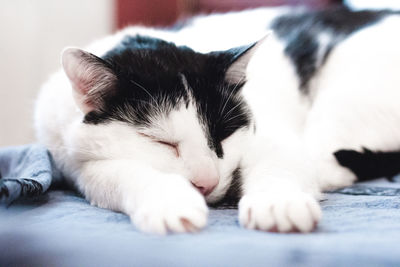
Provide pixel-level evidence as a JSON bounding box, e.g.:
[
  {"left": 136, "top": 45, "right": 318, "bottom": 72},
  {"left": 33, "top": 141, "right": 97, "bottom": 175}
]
[{"left": 35, "top": 6, "right": 400, "bottom": 234}]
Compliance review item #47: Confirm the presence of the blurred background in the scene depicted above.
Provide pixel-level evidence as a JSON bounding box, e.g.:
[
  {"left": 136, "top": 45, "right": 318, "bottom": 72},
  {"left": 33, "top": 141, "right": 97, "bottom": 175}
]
[{"left": 1, "top": 0, "right": 399, "bottom": 147}]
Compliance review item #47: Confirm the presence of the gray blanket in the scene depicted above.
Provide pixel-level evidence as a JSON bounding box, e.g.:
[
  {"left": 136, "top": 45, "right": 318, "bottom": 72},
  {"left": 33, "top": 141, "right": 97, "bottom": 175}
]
[
  {"left": 1, "top": 145, "right": 400, "bottom": 266},
  {"left": 0, "top": 145, "right": 61, "bottom": 205}
]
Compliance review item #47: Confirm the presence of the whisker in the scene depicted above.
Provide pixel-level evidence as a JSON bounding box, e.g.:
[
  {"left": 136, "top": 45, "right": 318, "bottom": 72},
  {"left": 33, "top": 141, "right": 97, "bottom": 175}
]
[
  {"left": 219, "top": 75, "right": 245, "bottom": 117},
  {"left": 232, "top": 75, "right": 246, "bottom": 92},
  {"left": 220, "top": 86, "right": 237, "bottom": 116},
  {"left": 223, "top": 112, "right": 247, "bottom": 124},
  {"left": 222, "top": 99, "right": 244, "bottom": 121},
  {"left": 129, "top": 79, "right": 157, "bottom": 105}
]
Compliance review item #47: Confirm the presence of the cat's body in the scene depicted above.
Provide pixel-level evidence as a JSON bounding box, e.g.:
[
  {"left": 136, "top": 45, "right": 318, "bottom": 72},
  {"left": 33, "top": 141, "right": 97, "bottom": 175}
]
[{"left": 35, "top": 7, "right": 400, "bottom": 234}]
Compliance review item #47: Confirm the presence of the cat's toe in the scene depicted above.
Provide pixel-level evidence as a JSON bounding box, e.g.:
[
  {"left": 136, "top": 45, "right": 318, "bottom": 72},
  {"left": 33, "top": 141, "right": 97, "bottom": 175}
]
[
  {"left": 238, "top": 191, "right": 321, "bottom": 233},
  {"left": 164, "top": 204, "right": 208, "bottom": 233},
  {"left": 131, "top": 202, "right": 208, "bottom": 234},
  {"left": 286, "top": 195, "right": 321, "bottom": 232}
]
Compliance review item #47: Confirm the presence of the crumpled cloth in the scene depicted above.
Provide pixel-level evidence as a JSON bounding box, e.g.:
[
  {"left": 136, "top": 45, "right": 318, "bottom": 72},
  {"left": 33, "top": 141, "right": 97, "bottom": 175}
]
[{"left": 0, "top": 145, "right": 61, "bottom": 205}]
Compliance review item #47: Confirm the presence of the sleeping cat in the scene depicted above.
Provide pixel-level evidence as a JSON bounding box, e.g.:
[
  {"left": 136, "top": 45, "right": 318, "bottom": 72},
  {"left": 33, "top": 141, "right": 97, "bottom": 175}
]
[{"left": 35, "top": 6, "right": 400, "bottom": 234}]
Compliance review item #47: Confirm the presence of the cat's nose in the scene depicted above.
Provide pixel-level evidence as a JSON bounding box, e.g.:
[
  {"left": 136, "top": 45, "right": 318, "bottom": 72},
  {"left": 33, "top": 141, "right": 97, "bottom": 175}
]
[{"left": 191, "top": 174, "right": 219, "bottom": 196}]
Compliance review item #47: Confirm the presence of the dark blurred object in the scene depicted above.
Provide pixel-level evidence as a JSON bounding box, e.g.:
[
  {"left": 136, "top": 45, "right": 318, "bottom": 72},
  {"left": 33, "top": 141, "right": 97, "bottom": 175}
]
[
  {"left": 117, "top": 0, "right": 193, "bottom": 28},
  {"left": 116, "top": 0, "right": 343, "bottom": 28}
]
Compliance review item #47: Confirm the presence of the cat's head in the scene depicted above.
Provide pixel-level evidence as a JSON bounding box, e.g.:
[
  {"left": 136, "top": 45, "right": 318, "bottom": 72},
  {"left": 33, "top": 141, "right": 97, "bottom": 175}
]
[{"left": 62, "top": 35, "right": 261, "bottom": 203}]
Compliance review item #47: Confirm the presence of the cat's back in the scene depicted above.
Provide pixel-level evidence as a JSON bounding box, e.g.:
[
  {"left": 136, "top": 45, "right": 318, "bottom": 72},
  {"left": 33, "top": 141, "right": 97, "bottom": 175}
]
[{"left": 268, "top": 6, "right": 400, "bottom": 91}]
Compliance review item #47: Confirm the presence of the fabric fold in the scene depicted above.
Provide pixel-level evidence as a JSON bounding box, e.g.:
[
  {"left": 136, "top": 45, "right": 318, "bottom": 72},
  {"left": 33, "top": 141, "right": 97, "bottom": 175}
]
[{"left": 0, "top": 145, "right": 60, "bottom": 205}]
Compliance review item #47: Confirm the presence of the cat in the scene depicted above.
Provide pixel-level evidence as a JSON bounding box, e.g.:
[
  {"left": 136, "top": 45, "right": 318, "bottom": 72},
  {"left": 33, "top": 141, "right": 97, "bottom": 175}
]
[{"left": 34, "top": 6, "right": 400, "bottom": 234}]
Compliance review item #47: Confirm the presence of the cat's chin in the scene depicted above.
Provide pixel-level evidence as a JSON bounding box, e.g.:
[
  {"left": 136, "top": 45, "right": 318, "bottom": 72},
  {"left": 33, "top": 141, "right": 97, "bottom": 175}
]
[
  {"left": 203, "top": 184, "right": 231, "bottom": 204},
  {"left": 204, "top": 193, "right": 222, "bottom": 204}
]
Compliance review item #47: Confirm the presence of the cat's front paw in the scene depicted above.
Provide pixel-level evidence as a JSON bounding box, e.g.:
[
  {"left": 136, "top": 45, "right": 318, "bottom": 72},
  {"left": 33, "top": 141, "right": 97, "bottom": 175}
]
[
  {"left": 128, "top": 176, "right": 208, "bottom": 235},
  {"left": 238, "top": 191, "right": 321, "bottom": 233}
]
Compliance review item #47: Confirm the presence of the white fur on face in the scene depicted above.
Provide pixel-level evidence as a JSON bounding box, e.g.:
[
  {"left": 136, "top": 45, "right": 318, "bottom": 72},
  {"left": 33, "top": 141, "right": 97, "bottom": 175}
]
[
  {"left": 66, "top": 96, "right": 249, "bottom": 202},
  {"left": 137, "top": 100, "right": 221, "bottom": 189}
]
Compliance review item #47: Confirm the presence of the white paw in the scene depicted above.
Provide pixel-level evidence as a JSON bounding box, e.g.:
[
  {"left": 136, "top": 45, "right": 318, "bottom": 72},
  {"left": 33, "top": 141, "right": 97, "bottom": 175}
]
[
  {"left": 128, "top": 175, "right": 208, "bottom": 235},
  {"left": 238, "top": 191, "right": 321, "bottom": 233}
]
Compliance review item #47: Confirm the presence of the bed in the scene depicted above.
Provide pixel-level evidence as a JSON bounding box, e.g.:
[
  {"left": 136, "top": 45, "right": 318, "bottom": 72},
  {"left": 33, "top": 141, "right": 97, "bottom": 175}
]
[{"left": 1, "top": 145, "right": 400, "bottom": 266}]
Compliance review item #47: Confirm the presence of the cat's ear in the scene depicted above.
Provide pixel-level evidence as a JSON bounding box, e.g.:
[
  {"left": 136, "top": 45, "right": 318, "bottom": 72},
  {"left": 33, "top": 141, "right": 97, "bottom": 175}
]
[
  {"left": 225, "top": 33, "right": 270, "bottom": 84},
  {"left": 61, "top": 47, "right": 117, "bottom": 113}
]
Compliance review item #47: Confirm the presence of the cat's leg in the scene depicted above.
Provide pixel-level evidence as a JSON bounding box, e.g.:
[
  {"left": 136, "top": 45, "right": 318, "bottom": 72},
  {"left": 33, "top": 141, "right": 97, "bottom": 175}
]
[
  {"left": 236, "top": 36, "right": 323, "bottom": 232},
  {"left": 238, "top": 79, "right": 322, "bottom": 231},
  {"left": 74, "top": 159, "right": 208, "bottom": 234},
  {"left": 238, "top": 137, "right": 322, "bottom": 232}
]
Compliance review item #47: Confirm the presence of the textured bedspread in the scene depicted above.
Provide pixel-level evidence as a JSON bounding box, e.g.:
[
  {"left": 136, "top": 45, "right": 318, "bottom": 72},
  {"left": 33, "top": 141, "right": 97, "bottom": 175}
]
[{"left": 1, "top": 145, "right": 400, "bottom": 266}]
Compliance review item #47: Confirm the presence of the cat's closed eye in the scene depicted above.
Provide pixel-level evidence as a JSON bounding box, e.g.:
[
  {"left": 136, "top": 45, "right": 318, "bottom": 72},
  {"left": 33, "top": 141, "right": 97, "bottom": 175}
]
[
  {"left": 156, "top": 140, "right": 179, "bottom": 157},
  {"left": 139, "top": 133, "right": 179, "bottom": 157}
]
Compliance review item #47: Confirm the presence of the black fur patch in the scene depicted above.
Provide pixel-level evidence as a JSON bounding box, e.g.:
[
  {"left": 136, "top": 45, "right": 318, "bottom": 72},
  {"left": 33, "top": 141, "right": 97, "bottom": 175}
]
[
  {"left": 271, "top": 6, "right": 397, "bottom": 91},
  {"left": 334, "top": 148, "right": 400, "bottom": 181},
  {"left": 83, "top": 35, "right": 252, "bottom": 158}
]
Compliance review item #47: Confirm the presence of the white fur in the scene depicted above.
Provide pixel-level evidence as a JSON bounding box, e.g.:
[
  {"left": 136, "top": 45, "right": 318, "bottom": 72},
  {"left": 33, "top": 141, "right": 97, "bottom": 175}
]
[{"left": 35, "top": 9, "right": 400, "bottom": 234}]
